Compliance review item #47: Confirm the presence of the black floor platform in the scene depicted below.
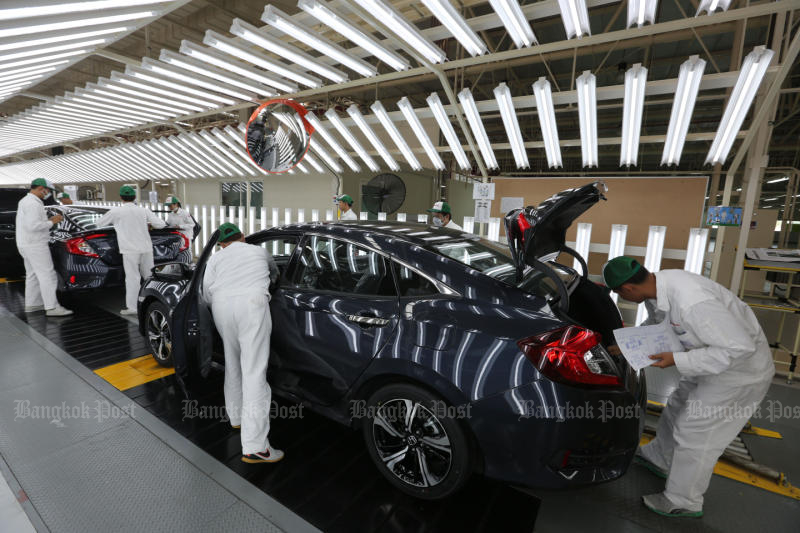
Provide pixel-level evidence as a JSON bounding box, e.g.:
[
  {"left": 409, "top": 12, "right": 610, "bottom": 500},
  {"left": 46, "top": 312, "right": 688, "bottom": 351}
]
[{"left": 0, "top": 282, "right": 540, "bottom": 532}]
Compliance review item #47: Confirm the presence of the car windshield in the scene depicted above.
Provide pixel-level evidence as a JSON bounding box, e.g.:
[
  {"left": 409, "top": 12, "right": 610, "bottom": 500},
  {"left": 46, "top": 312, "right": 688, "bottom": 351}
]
[
  {"left": 431, "top": 238, "right": 578, "bottom": 300},
  {"left": 65, "top": 207, "right": 107, "bottom": 230}
]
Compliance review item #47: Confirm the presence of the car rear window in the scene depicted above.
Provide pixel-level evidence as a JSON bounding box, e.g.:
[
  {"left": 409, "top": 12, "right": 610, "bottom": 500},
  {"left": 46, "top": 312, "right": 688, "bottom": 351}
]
[
  {"left": 65, "top": 208, "right": 107, "bottom": 230},
  {"left": 431, "top": 240, "right": 518, "bottom": 283}
]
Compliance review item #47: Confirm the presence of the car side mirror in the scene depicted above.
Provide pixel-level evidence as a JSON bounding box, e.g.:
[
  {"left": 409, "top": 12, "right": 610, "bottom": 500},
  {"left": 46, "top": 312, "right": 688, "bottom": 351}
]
[{"left": 152, "top": 261, "right": 195, "bottom": 281}]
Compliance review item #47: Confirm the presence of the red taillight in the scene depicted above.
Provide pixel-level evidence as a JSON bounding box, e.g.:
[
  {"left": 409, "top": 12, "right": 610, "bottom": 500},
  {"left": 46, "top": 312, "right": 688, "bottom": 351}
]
[
  {"left": 69, "top": 275, "right": 76, "bottom": 284},
  {"left": 518, "top": 326, "right": 621, "bottom": 387},
  {"left": 171, "top": 231, "right": 190, "bottom": 252},
  {"left": 65, "top": 233, "right": 106, "bottom": 258},
  {"left": 516, "top": 212, "right": 531, "bottom": 242}
]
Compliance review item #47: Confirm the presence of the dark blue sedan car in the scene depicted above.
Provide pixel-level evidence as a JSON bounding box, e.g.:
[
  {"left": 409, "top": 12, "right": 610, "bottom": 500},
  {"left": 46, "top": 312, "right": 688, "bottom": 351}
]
[{"left": 138, "top": 182, "right": 645, "bottom": 499}]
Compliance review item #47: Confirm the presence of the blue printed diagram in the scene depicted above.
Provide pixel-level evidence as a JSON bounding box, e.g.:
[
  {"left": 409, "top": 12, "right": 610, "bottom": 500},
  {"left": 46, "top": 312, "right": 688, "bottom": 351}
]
[{"left": 613, "top": 321, "right": 683, "bottom": 370}]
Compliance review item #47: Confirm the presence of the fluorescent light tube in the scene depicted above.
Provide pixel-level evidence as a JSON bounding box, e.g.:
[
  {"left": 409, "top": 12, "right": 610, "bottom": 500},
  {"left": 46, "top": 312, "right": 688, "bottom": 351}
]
[
  {"left": 203, "top": 30, "right": 321, "bottom": 88},
  {"left": 180, "top": 41, "right": 297, "bottom": 93},
  {"left": 620, "top": 63, "right": 647, "bottom": 167},
  {"left": 458, "top": 88, "right": 498, "bottom": 170},
  {"left": 370, "top": 100, "right": 421, "bottom": 170},
  {"left": 324, "top": 109, "right": 379, "bottom": 171},
  {"left": 557, "top": 0, "right": 591, "bottom": 39},
  {"left": 532, "top": 77, "right": 562, "bottom": 169},
  {"left": 113, "top": 74, "right": 217, "bottom": 108},
  {"left": 309, "top": 140, "right": 344, "bottom": 173},
  {"left": 420, "top": 0, "right": 487, "bottom": 56},
  {"left": 351, "top": 0, "right": 446, "bottom": 64},
  {"left": 125, "top": 66, "right": 235, "bottom": 105},
  {"left": 160, "top": 49, "right": 275, "bottom": 97},
  {"left": 575, "top": 70, "right": 598, "bottom": 168},
  {"left": 230, "top": 18, "right": 347, "bottom": 83},
  {"left": 426, "top": 92, "right": 470, "bottom": 170},
  {"left": 696, "top": 0, "right": 732, "bottom": 16},
  {"left": 684, "top": 228, "right": 708, "bottom": 274},
  {"left": 347, "top": 105, "right": 400, "bottom": 171},
  {"left": 0, "top": 60, "right": 70, "bottom": 78},
  {"left": 303, "top": 152, "right": 324, "bottom": 173},
  {"left": 572, "top": 222, "right": 592, "bottom": 272},
  {"left": 88, "top": 81, "right": 194, "bottom": 114},
  {"left": 0, "top": 26, "right": 131, "bottom": 52},
  {"left": 0, "top": 49, "right": 89, "bottom": 72},
  {"left": 139, "top": 57, "right": 255, "bottom": 101},
  {"left": 262, "top": 5, "right": 377, "bottom": 78},
  {"left": 607, "top": 224, "right": 628, "bottom": 303},
  {"left": 627, "top": 0, "right": 658, "bottom": 28},
  {"left": 662, "top": 55, "right": 705, "bottom": 166},
  {"left": 767, "top": 177, "right": 789, "bottom": 184},
  {"left": 0, "top": 1, "right": 168, "bottom": 21},
  {"left": 0, "top": 11, "right": 157, "bottom": 39},
  {"left": 634, "top": 225, "right": 666, "bottom": 324},
  {"left": 488, "top": 0, "right": 537, "bottom": 48},
  {"left": 398, "top": 96, "right": 445, "bottom": 170},
  {"left": 705, "top": 46, "right": 774, "bottom": 165},
  {"left": 0, "top": 38, "right": 108, "bottom": 62},
  {"left": 493, "top": 82, "right": 529, "bottom": 169},
  {"left": 298, "top": 0, "right": 409, "bottom": 72},
  {"left": 305, "top": 113, "right": 361, "bottom": 171}
]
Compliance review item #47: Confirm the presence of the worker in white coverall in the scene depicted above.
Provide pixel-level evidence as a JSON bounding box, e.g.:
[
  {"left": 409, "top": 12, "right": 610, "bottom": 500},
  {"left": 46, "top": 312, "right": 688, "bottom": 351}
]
[
  {"left": 56, "top": 192, "right": 74, "bottom": 205},
  {"left": 15, "top": 178, "right": 73, "bottom": 316},
  {"left": 427, "top": 201, "right": 462, "bottom": 230},
  {"left": 604, "top": 256, "right": 774, "bottom": 518},
  {"left": 202, "top": 222, "right": 283, "bottom": 464},
  {"left": 96, "top": 185, "right": 166, "bottom": 316},
  {"left": 164, "top": 195, "right": 194, "bottom": 244},
  {"left": 335, "top": 194, "right": 358, "bottom": 221}
]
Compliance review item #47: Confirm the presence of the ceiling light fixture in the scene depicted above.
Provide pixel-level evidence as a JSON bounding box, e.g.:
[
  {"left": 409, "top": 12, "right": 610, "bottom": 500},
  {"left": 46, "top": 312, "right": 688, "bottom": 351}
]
[
  {"left": 661, "top": 55, "right": 706, "bottom": 166},
  {"left": 0, "top": 11, "right": 157, "bottom": 39},
  {"left": 346, "top": 105, "right": 400, "bottom": 172},
  {"left": 575, "top": 70, "right": 597, "bottom": 168},
  {"left": 488, "top": 0, "right": 537, "bottom": 48},
  {"left": 324, "top": 108, "right": 379, "bottom": 171},
  {"left": 620, "top": 63, "right": 647, "bottom": 167},
  {"left": 420, "top": 0, "right": 487, "bottom": 56},
  {"left": 370, "top": 100, "right": 421, "bottom": 170},
  {"left": 457, "top": 88, "right": 498, "bottom": 170},
  {"left": 532, "top": 77, "right": 562, "bottom": 168},
  {"left": 398, "top": 96, "right": 445, "bottom": 170},
  {"left": 556, "top": 0, "right": 591, "bottom": 39},
  {"left": 305, "top": 113, "right": 361, "bottom": 172},
  {"left": 493, "top": 82, "right": 529, "bottom": 169},
  {"left": 160, "top": 49, "right": 275, "bottom": 97},
  {"left": 627, "top": 0, "right": 658, "bottom": 28},
  {"left": 426, "top": 92, "right": 470, "bottom": 170}
]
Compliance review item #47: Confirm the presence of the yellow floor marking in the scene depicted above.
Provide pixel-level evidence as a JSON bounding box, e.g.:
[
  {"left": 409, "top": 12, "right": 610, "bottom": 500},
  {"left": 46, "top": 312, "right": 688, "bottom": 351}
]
[
  {"left": 741, "top": 425, "right": 783, "bottom": 439},
  {"left": 0, "top": 278, "right": 22, "bottom": 283},
  {"left": 639, "top": 434, "right": 800, "bottom": 500},
  {"left": 94, "top": 354, "right": 174, "bottom": 391}
]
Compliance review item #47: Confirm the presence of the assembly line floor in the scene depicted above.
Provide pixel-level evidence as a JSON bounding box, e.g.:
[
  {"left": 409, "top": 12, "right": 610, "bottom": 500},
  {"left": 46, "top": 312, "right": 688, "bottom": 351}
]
[{"left": 1, "top": 280, "right": 799, "bottom": 532}]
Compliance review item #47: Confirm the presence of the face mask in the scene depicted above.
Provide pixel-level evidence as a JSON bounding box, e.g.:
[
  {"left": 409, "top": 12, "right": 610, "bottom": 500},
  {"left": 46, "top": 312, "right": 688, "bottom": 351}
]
[
  {"left": 43, "top": 191, "right": 52, "bottom": 200},
  {"left": 432, "top": 217, "right": 443, "bottom": 227}
]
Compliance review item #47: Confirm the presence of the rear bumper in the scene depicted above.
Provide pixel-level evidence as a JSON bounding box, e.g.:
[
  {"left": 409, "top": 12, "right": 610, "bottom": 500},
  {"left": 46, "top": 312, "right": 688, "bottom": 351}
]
[
  {"left": 468, "top": 376, "right": 646, "bottom": 488},
  {"left": 58, "top": 266, "right": 121, "bottom": 291}
]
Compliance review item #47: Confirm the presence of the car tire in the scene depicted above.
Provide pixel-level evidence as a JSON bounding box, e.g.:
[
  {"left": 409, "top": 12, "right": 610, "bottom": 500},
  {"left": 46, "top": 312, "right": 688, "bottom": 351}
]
[
  {"left": 145, "top": 300, "right": 173, "bottom": 367},
  {"left": 362, "top": 383, "right": 473, "bottom": 500}
]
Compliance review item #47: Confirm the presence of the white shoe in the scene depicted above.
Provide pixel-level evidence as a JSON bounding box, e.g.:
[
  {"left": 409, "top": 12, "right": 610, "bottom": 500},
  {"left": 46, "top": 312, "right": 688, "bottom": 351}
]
[
  {"left": 24, "top": 305, "right": 44, "bottom": 313},
  {"left": 642, "top": 492, "right": 703, "bottom": 518},
  {"left": 120, "top": 308, "right": 137, "bottom": 316},
  {"left": 45, "top": 306, "right": 73, "bottom": 317},
  {"left": 241, "top": 446, "right": 285, "bottom": 464}
]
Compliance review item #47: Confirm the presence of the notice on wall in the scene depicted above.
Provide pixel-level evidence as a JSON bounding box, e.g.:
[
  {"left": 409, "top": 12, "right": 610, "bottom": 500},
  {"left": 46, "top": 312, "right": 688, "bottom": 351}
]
[
  {"left": 613, "top": 321, "right": 684, "bottom": 371},
  {"left": 499, "top": 196, "right": 524, "bottom": 214},
  {"left": 148, "top": 190, "right": 159, "bottom": 204},
  {"left": 474, "top": 199, "right": 492, "bottom": 223},
  {"left": 473, "top": 182, "right": 495, "bottom": 200}
]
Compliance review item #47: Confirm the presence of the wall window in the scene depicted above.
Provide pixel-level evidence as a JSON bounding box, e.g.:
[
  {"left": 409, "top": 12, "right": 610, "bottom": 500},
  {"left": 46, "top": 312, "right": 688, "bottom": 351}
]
[{"left": 221, "top": 181, "right": 263, "bottom": 208}]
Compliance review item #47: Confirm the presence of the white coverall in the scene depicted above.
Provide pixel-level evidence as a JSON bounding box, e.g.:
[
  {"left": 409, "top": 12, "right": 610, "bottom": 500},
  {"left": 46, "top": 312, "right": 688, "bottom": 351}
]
[
  {"left": 445, "top": 219, "right": 462, "bottom": 230},
  {"left": 202, "top": 241, "right": 278, "bottom": 454},
  {"left": 339, "top": 208, "right": 358, "bottom": 221},
  {"left": 96, "top": 203, "right": 166, "bottom": 310},
  {"left": 167, "top": 207, "right": 194, "bottom": 243},
  {"left": 638, "top": 269, "right": 774, "bottom": 511},
  {"left": 15, "top": 193, "right": 59, "bottom": 309}
]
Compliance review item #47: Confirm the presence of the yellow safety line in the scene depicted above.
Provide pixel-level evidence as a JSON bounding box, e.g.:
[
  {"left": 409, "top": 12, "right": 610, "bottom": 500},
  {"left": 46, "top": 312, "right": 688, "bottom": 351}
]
[
  {"left": 741, "top": 425, "right": 783, "bottom": 439},
  {"left": 744, "top": 261, "right": 800, "bottom": 273},
  {"left": 94, "top": 354, "right": 174, "bottom": 391},
  {"left": 639, "top": 435, "right": 800, "bottom": 501},
  {"left": 0, "top": 277, "right": 22, "bottom": 283}
]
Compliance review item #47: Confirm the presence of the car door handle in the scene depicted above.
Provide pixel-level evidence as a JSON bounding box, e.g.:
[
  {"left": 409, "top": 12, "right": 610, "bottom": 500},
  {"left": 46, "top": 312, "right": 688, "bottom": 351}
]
[{"left": 346, "top": 314, "right": 390, "bottom": 327}]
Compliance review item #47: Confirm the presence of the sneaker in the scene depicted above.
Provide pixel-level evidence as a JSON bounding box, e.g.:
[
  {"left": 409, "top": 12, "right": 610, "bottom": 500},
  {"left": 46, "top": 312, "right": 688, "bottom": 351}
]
[
  {"left": 634, "top": 449, "right": 668, "bottom": 479},
  {"left": 242, "top": 446, "right": 284, "bottom": 464},
  {"left": 45, "top": 306, "right": 73, "bottom": 317},
  {"left": 120, "top": 308, "right": 137, "bottom": 316},
  {"left": 24, "top": 305, "right": 44, "bottom": 313},
  {"left": 231, "top": 425, "right": 241, "bottom": 430},
  {"left": 642, "top": 493, "right": 703, "bottom": 518}
]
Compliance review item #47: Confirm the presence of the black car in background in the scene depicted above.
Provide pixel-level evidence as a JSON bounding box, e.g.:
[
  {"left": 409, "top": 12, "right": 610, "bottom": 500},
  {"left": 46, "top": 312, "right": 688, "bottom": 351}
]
[
  {"left": 0, "top": 190, "right": 193, "bottom": 290},
  {"left": 137, "top": 182, "right": 646, "bottom": 500}
]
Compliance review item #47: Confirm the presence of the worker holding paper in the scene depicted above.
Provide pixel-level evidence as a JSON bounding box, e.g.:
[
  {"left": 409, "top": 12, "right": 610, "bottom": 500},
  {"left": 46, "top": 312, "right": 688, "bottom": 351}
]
[{"left": 603, "top": 256, "right": 774, "bottom": 519}]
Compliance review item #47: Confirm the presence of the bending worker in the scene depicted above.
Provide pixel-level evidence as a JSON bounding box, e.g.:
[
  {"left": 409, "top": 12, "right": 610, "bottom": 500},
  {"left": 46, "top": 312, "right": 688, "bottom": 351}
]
[
  {"left": 15, "top": 179, "right": 73, "bottom": 316},
  {"left": 427, "top": 201, "right": 462, "bottom": 230},
  {"left": 335, "top": 194, "right": 358, "bottom": 221},
  {"left": 164, "top": 196, "right": 194, "bottom": 243},
  {"left": 202, "top": 223, "right": 282, "bottom": 464},
  {"left": 96, "top": 186, "right": 166, "bottom": 316},
  {"left": 603, "top": 256, "right": 774, "bottom": 518}
]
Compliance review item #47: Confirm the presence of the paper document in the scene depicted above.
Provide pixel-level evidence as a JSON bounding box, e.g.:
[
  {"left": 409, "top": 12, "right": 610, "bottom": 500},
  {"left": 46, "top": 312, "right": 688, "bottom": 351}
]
[{"left": 613, "top": 321, "right": 684, "bottom": 371}]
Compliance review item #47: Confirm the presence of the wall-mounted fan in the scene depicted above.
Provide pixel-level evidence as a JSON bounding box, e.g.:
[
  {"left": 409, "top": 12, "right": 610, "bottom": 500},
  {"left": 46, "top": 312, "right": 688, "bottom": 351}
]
[{"left": 361, "top": 173, "right": 406, "bottom": 215}]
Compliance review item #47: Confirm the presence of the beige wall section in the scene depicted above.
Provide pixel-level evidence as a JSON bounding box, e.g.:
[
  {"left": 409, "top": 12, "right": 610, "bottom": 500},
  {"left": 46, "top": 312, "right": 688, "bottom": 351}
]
[
  {"left": 492, "top": 177, "right": 708, "bottom": 272},
  {"left": 446, "top": 178, "right": 474, "bottom": 223},
  {"left": 338, "top": 170, "right": 437, "bottom": 218}
]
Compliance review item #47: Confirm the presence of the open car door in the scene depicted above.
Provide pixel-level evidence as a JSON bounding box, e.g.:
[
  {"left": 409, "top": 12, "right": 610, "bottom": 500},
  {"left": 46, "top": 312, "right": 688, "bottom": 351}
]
[{"left": 171, "top": 229, "right": 219, "bottom": 396}]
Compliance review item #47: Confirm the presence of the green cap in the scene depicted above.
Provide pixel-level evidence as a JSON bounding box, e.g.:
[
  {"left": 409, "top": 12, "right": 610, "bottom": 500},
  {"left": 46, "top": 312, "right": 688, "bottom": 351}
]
[
  {"left": 427, "top": 201, "right": 451, "bottom": 214},
  {"left": 119, "top": 185, "right": 136, "bottom": 197},
  {"left": 164, "top": 195, "right": 180, "bottom": 205},
  {"left": 31, "top": 178, "right": 55, "bottom": 190},
  {"left": 603, "top": 256, "right": 643, "bottom": 289},
  {"left": 56, "top": 192, "right": 70, "bottom": 199},
  {"left": 218, "top": 222, "right": 241, "bottom": 241},
  {"left": 335, "top": 194, "right": 353, "bottom": 205}
]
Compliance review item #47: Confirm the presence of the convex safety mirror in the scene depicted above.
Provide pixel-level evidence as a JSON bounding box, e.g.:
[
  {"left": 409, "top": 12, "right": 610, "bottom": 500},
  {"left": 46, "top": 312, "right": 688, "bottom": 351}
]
[{"left": 245, "top": 99, "right": 313, "bottom": 173}]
